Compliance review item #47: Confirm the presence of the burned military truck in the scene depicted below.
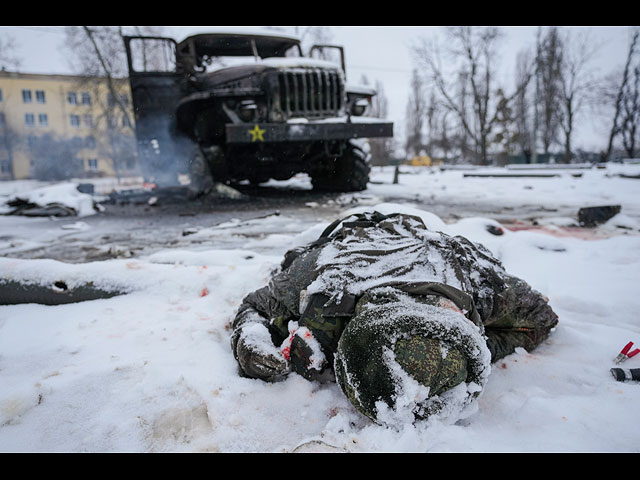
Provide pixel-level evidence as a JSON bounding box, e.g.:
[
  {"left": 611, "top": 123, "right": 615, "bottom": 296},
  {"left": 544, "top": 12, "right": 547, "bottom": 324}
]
[{"left": 123, "top": 31, "right": 394, "bottom": 193}]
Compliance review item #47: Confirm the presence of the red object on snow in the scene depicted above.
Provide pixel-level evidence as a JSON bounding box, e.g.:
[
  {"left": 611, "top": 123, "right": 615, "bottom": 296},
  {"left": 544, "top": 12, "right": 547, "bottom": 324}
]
[
  {"left": 282, "top": 330, "right": 297, "bottom": 361},
  {"left": 615, "top": 341, "right": 640, "bottom": 364}
]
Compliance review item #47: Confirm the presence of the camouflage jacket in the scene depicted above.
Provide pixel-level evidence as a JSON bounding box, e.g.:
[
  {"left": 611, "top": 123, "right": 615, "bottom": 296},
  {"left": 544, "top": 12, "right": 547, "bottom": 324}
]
[{"left": 231, "top": 211, "right": 558, "bottom": 378}]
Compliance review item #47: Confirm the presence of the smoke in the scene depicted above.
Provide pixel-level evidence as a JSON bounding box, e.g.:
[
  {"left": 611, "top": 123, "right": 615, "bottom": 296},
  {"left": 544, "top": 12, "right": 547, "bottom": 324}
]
[
  {"left": 28, "top": 134, "right": 86, "bottom": 181},
  {"left": 133, "top": 114, "right": 195, "bottom": 187}
]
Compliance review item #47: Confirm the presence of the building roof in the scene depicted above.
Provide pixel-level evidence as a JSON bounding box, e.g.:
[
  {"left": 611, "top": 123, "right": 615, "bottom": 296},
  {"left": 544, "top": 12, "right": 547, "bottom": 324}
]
[{"left": 0, "top": 70, "right": 128, "bottom": 82}]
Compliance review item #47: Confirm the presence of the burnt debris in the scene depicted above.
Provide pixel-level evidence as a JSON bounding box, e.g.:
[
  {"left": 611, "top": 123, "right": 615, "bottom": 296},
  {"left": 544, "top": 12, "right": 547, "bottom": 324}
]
[
  {"left": 577, "top": 205, "right": 622, "bottom": 227},
  {"left": 0, "top": 279, "right": 126, "bottom": 305}
]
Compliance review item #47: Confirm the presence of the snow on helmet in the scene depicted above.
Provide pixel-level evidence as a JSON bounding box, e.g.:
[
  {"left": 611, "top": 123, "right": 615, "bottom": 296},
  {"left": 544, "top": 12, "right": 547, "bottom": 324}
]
[{"left": 334, "top": 288, "right": 491, "bottom": 426}]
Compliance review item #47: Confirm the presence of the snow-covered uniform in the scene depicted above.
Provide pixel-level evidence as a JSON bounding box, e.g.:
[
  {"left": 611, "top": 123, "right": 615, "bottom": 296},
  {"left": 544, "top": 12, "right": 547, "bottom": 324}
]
[{"left": 230, "top": 212, "right": 558, "bottom": 423}]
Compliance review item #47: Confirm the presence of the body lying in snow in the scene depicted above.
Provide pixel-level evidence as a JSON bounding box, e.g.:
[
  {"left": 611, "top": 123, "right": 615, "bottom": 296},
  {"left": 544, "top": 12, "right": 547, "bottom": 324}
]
[{"left": 230, "top": 211, "right": 558, "bottom": 424}]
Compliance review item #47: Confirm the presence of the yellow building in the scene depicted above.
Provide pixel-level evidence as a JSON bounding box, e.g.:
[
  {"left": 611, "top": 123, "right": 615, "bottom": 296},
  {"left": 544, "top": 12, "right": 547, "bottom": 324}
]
[{"left": 0, "top": 70, "right": 138, "bottom": 180}]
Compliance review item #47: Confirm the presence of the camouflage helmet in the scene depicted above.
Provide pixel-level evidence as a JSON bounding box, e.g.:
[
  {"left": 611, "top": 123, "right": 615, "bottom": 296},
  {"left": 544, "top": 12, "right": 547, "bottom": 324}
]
[{"left": 334, "top": 288, "right": 491, "bottom": 425}]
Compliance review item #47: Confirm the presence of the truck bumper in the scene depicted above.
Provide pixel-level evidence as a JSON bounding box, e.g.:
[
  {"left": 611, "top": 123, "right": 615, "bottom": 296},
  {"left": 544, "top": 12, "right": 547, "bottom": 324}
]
[{"left": 225, "top": 119, "right": 393, "bottom": 144}]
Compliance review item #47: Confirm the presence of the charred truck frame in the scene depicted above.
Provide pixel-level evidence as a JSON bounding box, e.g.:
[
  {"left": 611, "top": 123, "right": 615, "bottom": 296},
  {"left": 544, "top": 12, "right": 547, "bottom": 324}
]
[{"left": 122, "top": 30, "right": 393, "bottom": 193}]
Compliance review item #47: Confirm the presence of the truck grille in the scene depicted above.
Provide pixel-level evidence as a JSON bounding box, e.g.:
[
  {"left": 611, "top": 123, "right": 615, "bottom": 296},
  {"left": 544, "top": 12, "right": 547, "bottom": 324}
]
[{"left": 277, "top": 68, "right": 344, "bottom": 119}]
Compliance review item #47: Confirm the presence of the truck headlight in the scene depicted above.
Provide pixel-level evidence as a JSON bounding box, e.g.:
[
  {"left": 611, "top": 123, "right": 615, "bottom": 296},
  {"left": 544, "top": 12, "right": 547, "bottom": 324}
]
[
  {"left": 351, "top": 98, "right": 370, "bottom": 116},
  {"left": 238, "top": 100, "right": 258, "bottom": 122}
]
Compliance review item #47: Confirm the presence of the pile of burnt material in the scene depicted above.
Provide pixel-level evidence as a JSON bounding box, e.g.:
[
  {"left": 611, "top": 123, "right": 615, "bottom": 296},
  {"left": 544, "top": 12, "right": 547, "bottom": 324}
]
[
  {"left": 4, "top": 199, "right": 79, "bottom": 217},
  {"left": 577, "top": 205, "right": 622, "bottom": 227},
  {"left": 106, "top": 186, "right": 193, "bottom": 205},
  {"left": 2, "top": 183, "right": 98, "bottom": 217},
  {"left": 106, "top": 183, "right": 245, "bottom": 206},
  {"left": 0, "top": 278, "right": 125, "bottom": 305}
]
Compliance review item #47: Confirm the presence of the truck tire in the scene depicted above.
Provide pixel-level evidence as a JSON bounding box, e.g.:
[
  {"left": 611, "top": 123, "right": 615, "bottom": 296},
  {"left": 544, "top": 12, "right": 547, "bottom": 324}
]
[
  {"left": 188, "top": 145, "right": 214, "bottom": 196},
  {"left": 311, "top": 141, "right": 371, "bottom": 192}
]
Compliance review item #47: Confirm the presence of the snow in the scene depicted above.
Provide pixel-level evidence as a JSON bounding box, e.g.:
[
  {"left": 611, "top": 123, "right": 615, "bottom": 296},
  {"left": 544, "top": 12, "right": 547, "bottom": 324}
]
[
  {"left": 0, "top": 182, "right": 99, "bottom": 217},
  {"left": 257, "top": 57, "right": 341, "bottom": 71},
  {"left": 1, "top": 163, "right": 640, "bottom": 452},
  {"left": 204, "top": 56, "right": 343, "bottom": 75}
]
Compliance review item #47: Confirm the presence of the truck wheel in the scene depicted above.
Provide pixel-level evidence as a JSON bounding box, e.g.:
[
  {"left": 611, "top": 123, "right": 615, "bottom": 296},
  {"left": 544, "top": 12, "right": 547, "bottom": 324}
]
[
  {"left": 311, "top": 141, "right": 371, "bottom": 192},
  {"left": 188, "top": 145, "right": 214, "bottom": 196}
]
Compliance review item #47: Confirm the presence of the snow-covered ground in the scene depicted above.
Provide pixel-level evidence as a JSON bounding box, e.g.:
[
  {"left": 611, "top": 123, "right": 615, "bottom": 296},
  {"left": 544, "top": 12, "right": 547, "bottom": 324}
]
[{"left": 1, "top": 163, "right": 640, "bottom": 452}]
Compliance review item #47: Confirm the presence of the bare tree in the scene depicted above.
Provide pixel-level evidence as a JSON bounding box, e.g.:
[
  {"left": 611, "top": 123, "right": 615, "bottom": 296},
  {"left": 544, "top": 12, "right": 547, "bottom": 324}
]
[
  {"left": 413, "top": 27, "right": 533, "bottom": 165},
  {"left": 514, "top": 47, "right": 534, "bottom": 161},
  {"left": 605, "top": 29, "right": 639, "bottom": 160},
  {"left": 556, "top": 29, "right": 600, "bottom": 163},
  {"left": 492, "top": 88, "right": 518, "bottom": 159},
  {"left": 433, "top": 109, "right": 455, "bottom": 162},
  {"left": 372, "top": 80, "right": 394, "bottom": 165},
  {"left": 0, "top": 34, "right": 21, "bottom": 70},
  {"left": 620, "top": 63, "right": 640, "bottom": 158},
  {"left": 454, "top": 69, "right": 473, "bottom": 162},
  {"left": 80, "top": 26, "right": 134, "bottom": 129},
  {"left": 0, "top": 98, "right": 18, "bottom": 179},
  {"left": 359, "top": 75, "right": 393, "bottom": 165},
  {"left": 295, "top": 27, "right": 334, "bottom": 56},
  {"left": 404, "top": 69, "right": 426, "bottom": 158},
  {"left": 424, "top": 89, "right": 439, "bottom": 158},
  {"left": 535, "top": 27, "right": 564, "bottom": 156},
  {"left": 64, "top": 26, "right": 167, "bottom": 180},
  {"left": 0, "top": 34, "right": 20, "bottom": 178}
]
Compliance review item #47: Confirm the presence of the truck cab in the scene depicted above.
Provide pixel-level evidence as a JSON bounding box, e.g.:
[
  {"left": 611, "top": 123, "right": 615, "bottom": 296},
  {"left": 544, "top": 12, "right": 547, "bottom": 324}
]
[{"left": 123, "top": 30, "right": 393, "bottom": 192}]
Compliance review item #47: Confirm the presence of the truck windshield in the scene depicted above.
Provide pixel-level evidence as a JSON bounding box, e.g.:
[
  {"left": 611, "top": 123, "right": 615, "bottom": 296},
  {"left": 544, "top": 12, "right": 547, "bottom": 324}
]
[{"left": 199, "top": 44, "right": 303, "bottom": 72}]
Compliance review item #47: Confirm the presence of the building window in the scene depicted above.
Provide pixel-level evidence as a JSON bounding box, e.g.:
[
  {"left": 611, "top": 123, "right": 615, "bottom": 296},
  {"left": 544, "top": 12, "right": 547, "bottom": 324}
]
[
  {"left": 22, "top": 89, "right": 32, "bottom": 103},
  {"left": 87, "top": 158, "right": 98, "bottom": 171},
  {"left": 67, "top": 92, "right": 78, "bottom": 105},
  {"left": 85, "top": 136, "right": 96, "bottom": 149},
  {"left": 70, "top": 114, "right": 81, "bottom": 127},
  {"left": 106, "top": 93, "right": 129, "bottom": 107},
  {"left": 36, "top": 90, "right": 46, "bottom": 103},
  {"left": 25, "top": 113, "right": 35, "bottom": 127},
  {"left": 81, "top": 92, "right": 91, "bottom": 105},
  {"left": 27, "top": 135, "right": 37, "bottom": 148},
  {"left": 0, "top": 88, "right": 3, "bottom": 102},
  {"left": 83, "top": 114, "right": 93, "bottom": 128},
  {"left": 0, "top": 112, "right": 5, "bottom": 126},
  {"left": 0, "top": 160, "right": 10, "bottom": 174},
  {"left": 38, "top": 113, "right": 48, "bottom": 126}
]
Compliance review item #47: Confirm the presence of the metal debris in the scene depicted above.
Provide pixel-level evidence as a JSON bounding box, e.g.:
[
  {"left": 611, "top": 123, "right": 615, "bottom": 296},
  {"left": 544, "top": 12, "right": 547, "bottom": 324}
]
[{"left": 577, "top": 205, "right": 622, "bottom": 227}]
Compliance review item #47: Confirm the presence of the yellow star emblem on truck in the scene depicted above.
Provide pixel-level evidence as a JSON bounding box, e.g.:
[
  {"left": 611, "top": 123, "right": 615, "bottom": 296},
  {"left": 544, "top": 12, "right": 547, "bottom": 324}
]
[{"left": 248, "top": 124, "right": 265, "bottom": 142}]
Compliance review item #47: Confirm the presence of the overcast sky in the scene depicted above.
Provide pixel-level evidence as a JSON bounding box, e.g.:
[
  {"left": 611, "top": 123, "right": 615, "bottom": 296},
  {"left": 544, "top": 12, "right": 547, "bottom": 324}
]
[{"left": 1, "top": 26, "right": 635, "bottom": 152}]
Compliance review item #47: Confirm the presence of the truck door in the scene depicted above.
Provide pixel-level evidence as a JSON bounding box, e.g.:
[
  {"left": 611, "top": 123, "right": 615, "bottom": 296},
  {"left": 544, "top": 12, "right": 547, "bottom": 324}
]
[{"left": 123, "top": 36, "right": 191, "bottom": 185}]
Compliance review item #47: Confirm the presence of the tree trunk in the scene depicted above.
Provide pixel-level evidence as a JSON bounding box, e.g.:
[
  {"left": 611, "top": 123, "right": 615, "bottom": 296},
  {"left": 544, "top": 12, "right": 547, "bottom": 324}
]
[
  {"left": 563, "top": 102, "right": 573, "bottom": 163},
  {"left": 479, "top": 137, "right": 488, "bottom": 166},
  {"left": 606, "top": 30, "right": 639, "bottom": 161}
]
